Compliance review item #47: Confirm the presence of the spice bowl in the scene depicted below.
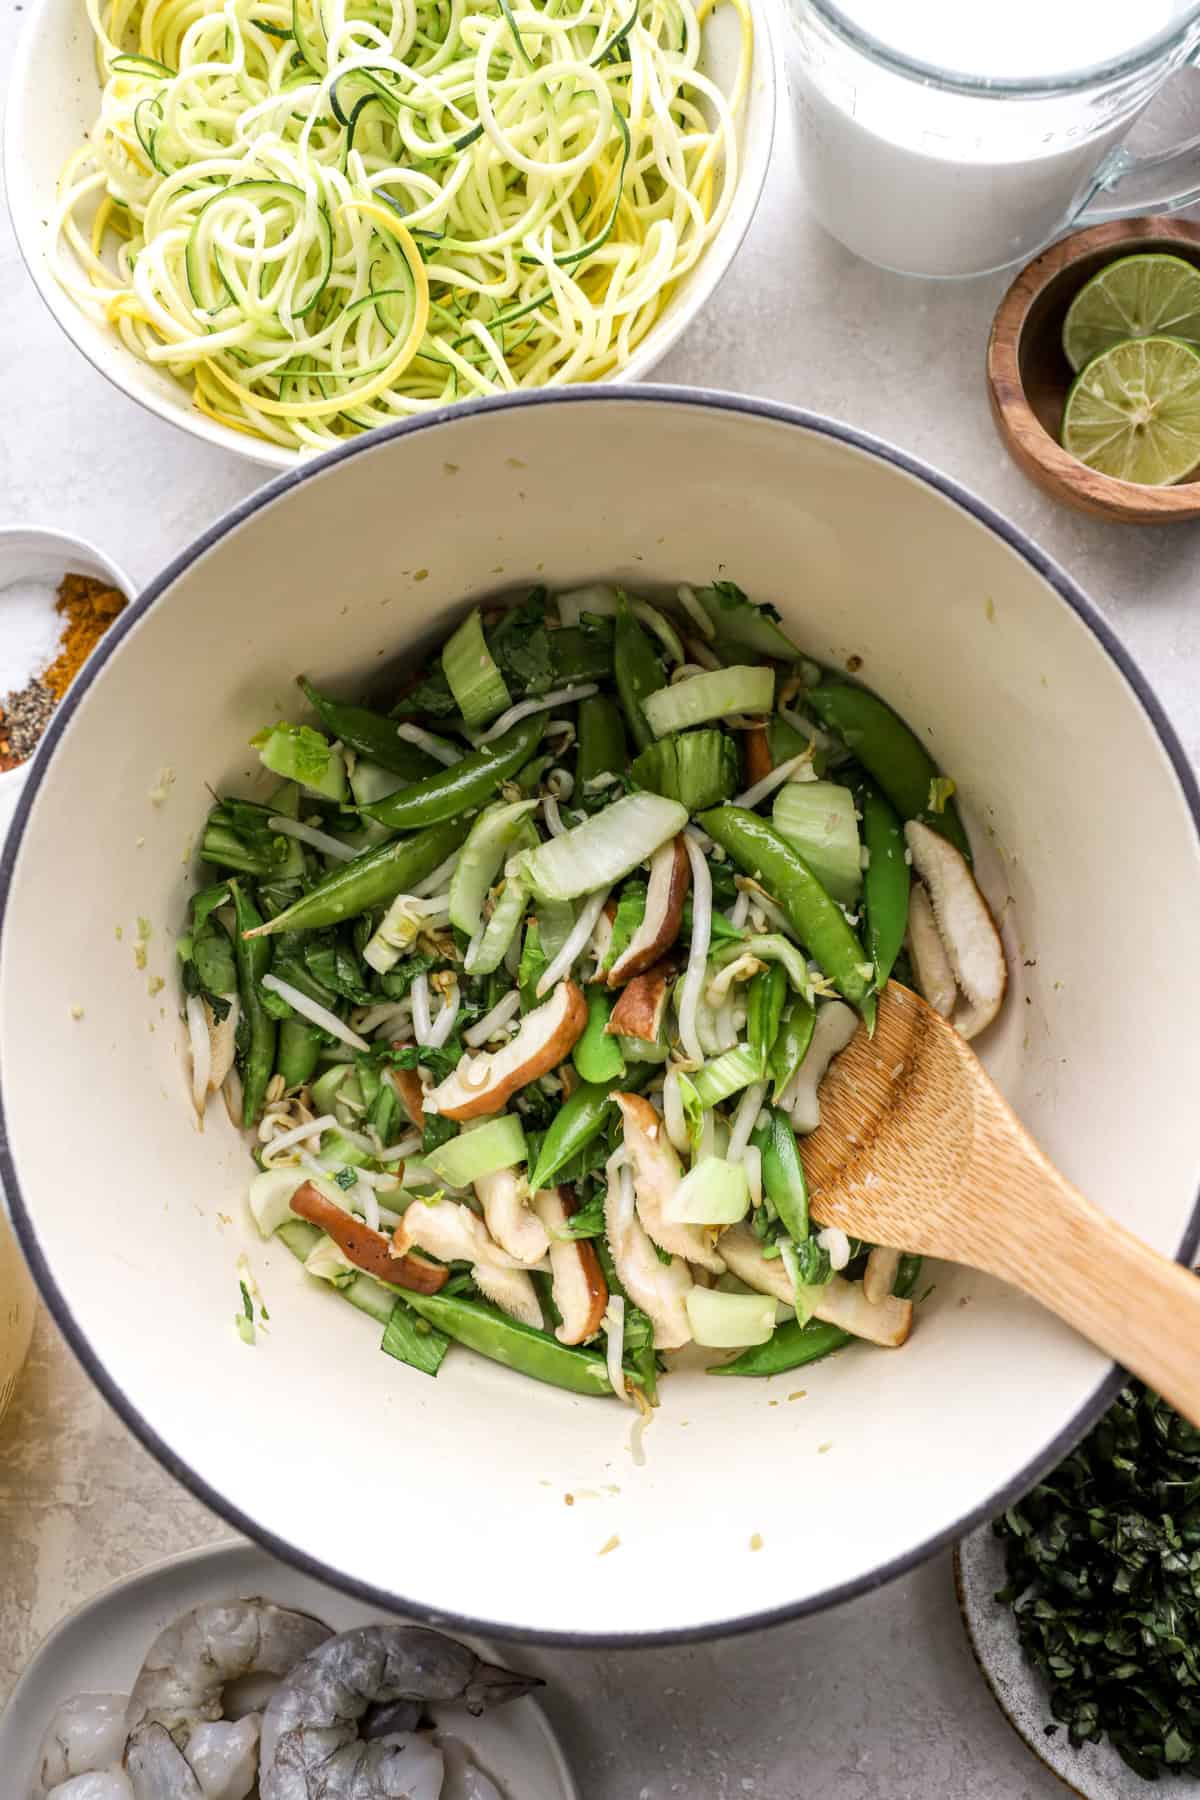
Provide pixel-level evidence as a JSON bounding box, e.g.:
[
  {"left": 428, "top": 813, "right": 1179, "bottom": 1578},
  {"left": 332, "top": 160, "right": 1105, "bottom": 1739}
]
[
  {"left": 0, "top": 526, "right": 133, "bottom": 841},
  {"left": 986, "top": 217, "right": 1200, "bottom": 524}
]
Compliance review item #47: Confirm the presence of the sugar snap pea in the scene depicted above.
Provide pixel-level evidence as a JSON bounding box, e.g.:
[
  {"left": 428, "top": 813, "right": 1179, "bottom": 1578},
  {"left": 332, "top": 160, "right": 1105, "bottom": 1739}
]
[
  {"left": 299, "top": 677, "right": 439, "bottom": 779},
  {"left": 894, "top": 1253, "right": 924, "bottom": 1300},
  {"left": 747, "top": 963, "right": 787, "bottom": 1070},
  {"left": 768, "top": 997, "right": 815, "bottom": 1100},
  {"left": 698, "top": 807, "right": 876, "bottom": 1026},
  {"left": 577, "top": 694, "right": 627, "bottom": 791},
  {"left": 243, "top": 815, "right": 470, "bottom": 938},
  {"left": 806, "top": 680, "right": 971, "bottom": 860},
  {"left": 361, "top": 715, "right": 545, "bottom": 829},
  {"left": 277, "top": 1016, "right": 322, "bottom": 1088},
  {"left": 750, "top": 1108, "right": 810, "bottom": 1243},
  {"left": 574, "top": 986, "right": 625, "bottom": 1084},
  {"left": 858, "top": 776, "right": 910, "bottom": 990},
  {"left": 528, "top": 1067, "right": 644, "bottom": 1191},
  {"left": 614, "top": 595, "right": 666, "bottom": 752},
  {"left": 397, "top": 1289, "right": 614, "bottom": 1396},
  {"left": 710, "top": 1318, "right": 850, "bottom": 1377},
  {"left": 230, "top": 881, "right": 276, "bottom": 1127}
]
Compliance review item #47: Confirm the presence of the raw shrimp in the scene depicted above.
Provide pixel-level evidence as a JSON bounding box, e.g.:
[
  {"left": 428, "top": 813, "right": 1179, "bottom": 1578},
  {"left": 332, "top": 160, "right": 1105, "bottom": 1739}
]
[
  {"left": 437, "top": 1737, "right": 506, "bottom": 1800},
  {"left": 45, "top": 1777, "right": 135, "bottom": 1799},
  {"left": 123, "top": 1716, "right": 261, "bottom": 1800},
  {"left": 125, "top": 1600, "right": 331, "bottom": 1741},
  {"left": 37, "top": 1694, "right": 129, "bottom": 1793},
  {"left": 259, "top": 1626, "right": 539, "bottom": 1800},
  {"left": 121, "top": 1599, "right": 329, "bottom": 1798}
]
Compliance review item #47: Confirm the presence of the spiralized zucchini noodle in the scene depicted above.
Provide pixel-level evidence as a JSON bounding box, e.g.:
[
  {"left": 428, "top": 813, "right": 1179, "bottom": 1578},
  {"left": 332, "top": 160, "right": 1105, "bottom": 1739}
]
[{"left": 56, "top": 0, "right": 752, "bottom": 450}]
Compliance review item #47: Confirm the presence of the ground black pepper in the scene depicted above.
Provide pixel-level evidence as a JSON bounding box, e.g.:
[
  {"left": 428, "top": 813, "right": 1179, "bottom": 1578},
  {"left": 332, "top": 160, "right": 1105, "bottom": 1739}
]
[{"left": 0, "top": 677, "right": 56, "bottom": 771}]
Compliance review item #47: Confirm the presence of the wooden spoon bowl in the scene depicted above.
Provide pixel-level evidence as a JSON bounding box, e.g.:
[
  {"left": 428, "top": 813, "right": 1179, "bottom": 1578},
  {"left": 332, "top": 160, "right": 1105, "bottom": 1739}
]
[
  {"left": 987, "top": 217, "right": 1200, "bottom": 523},
  {"left": 805, "top": 983, "right": 1200, "bottom": 1427}
]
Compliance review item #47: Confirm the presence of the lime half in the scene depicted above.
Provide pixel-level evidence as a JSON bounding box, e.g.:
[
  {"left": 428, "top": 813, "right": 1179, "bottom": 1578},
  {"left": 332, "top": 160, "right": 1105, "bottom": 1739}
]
[
  {"left": 1061, "top": 336, "right": 1200, "bottom": 486},
  {"left": 1062, "top": 254, "right": 1200, "bottom": 373}
]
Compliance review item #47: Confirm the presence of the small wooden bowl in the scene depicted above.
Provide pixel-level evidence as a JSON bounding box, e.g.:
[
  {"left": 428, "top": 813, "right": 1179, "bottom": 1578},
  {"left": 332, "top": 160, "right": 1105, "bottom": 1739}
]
[{"left": 987, "top": 217, "right": 1200, "bottom": 523}]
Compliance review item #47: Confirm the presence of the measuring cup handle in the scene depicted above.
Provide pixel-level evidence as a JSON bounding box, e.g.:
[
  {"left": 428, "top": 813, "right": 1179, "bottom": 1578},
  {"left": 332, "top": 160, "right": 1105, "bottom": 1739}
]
[{"left": 1074, "top": 129, "right": 1200, "bottom": 228}]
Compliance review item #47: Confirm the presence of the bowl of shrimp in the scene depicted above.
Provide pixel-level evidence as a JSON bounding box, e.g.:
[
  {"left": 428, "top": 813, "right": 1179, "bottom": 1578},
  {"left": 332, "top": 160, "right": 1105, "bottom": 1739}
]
[
  {"left": 14, "top": 1543, "right": 571, "bottom": 1797},
  {"left": 2, "top": 386, "right": 1200, "bottom": 1645}
]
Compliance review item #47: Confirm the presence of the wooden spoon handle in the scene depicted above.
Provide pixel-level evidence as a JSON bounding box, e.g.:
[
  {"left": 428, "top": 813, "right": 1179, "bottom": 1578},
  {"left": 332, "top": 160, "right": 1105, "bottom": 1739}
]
[{"left": 983, "top": 1159, "right": 1200, "bottom": 1426}]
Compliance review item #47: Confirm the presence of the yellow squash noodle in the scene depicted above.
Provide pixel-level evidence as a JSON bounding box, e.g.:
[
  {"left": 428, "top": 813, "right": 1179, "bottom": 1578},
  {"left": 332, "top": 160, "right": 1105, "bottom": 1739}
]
[{"left": 56, "top": 0, "right": 752, "bottom": 451}]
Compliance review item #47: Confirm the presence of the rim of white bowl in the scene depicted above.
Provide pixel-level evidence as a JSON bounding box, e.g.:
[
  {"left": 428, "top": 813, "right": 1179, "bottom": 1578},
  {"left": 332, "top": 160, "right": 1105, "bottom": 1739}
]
[
  {"left": 2, "top": 386, "right": 1198, "bottom": 1647},
  {"left": 1, "top": 0, "right": 775, "bottom": 471}
]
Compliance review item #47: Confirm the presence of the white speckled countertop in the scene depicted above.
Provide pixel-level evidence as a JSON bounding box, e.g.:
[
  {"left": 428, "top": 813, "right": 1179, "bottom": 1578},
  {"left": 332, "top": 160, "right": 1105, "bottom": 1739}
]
[{"left": 2, "top": 11, "right": 1199, "bottom": 1792}]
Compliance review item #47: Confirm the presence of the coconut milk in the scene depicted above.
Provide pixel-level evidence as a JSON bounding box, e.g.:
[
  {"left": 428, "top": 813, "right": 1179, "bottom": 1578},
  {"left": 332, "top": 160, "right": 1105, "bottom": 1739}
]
[{"left": 784, "top": 0, "right": 1200, "bottom": 276}]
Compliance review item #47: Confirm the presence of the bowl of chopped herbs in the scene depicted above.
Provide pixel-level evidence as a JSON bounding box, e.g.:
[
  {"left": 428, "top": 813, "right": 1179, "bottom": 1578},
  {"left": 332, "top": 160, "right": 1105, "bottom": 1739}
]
[{"left": 958, "top": 1380, "right": 1200, "bottom": 1794}]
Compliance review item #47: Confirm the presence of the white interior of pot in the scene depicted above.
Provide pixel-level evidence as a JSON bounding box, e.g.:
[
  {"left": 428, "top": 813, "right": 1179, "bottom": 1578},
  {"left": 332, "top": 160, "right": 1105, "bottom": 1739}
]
[{"left": 4, "top": 394, "right": 1199, "bottom": 1641}]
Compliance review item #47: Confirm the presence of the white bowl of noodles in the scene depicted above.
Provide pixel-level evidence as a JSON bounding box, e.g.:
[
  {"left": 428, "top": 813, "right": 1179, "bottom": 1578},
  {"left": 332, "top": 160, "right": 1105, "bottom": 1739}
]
[{"left": 5, "top": 0, "right": 773, "bottom": 468}]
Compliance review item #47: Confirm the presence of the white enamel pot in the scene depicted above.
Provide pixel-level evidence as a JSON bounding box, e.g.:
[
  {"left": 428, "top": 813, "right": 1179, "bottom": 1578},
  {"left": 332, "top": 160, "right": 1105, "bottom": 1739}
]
[{"left": 2, "top": 389, "right": 1198, "bottom": 1645}]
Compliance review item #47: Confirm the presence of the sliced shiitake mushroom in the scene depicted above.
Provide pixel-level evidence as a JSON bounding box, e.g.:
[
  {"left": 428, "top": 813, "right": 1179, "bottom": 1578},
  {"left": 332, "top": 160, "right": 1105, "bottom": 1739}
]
[
  {"left": 863, "top": 1245, "right": 902, "bottom": 1306},
  {"left": 532, "top": 1186, "right": 608, "bottom": 1345},
  {"left": 475, "top": 1165, "right": 549, "bottom": 1265},
  {"left": 904, "top": 821, "right": 1007, "bottom": 1040},
  {"left": 393, "top": 1197, "right": 523, "bottom": 1269},
  {"left": 607, "top": 837, "right": 689, "bottom": 986},
  {"left": 386, "top": 1048, "right": 427, "bottom": 1131},
  {"left": 905, "top": 884, "right": 956, "bottom": 1020},
  {"left": 606, "top": 960, "right": 672, "bottom": 1044},
  {"left": 614, "top": 1092, "right": 724, "bottom": 1275},
  {"left": 742, "top": 722, "right": 773, "bottom": 788},
  {"left": 472, "top": 1262, "right": 545, "bottom": 1329},
  {"left": 718, "top": 1224, "right": 912, "bottom": 1348},
  {"left": 290, "top": 1181, "right": 447, "bottom": 1294},
  {"left": 604, "top": 1158, "right": 693, "bottom": 1350},
  {"left": 425, "top": 981, "right": 588, "bottom": 1120}
]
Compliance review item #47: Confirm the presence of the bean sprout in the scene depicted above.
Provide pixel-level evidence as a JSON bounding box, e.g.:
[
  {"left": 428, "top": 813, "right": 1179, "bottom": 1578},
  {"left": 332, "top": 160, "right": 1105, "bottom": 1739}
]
[
  {"left": 397, "top": 726, "right": 462, "bottom": 766},
  {"left": 677, "top": 830, "right": 711, "bottom": 1065},
  {"left": 261, "top": 975, "right": 370, "bottom": 1050},
  {"left": 732, "top": 749, "right": 815, "bottom": 811},
  {"left": 267, "top": 815, "right": 357, "bottom": 862},
  {"left": 426, "top": 975, "right": 461, "bottom": 1046},
  {"left": 465, "top": 988, "right": 522, "bottom": 1046},
  {"left": 473, "top": 685, "right": 597, "bottom": 745},
  {"left": 537, "top": 887, "right": 611, "bottom": 994}
]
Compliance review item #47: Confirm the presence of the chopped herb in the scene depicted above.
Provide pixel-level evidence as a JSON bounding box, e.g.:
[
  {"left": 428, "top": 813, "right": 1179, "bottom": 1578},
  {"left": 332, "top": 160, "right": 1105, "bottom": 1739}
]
[
  {"left": 398, "top": 665, "right": 457, "bottom": 718},
  {"left": 995, "top": 1383, "right": 1200, "bottom": 1780},
  {"left": 488, "top": 588, "right": 555, "bottom": 693},
  {"left": 422, "top": 1113, "right": 459, "bottom": 1154},
  {"left": 551, "top": 1188, "right": 605, "bottom": 1239},
  {"left": 708, "top": 578, "right": 783, "bottom": 623},
  {"left": 380, "top": 951, "right": 441, "bottom": 1000},
  {"left": 333, "top": 1167, "right": 357, "bottom": 1191},
  {"left": 370, "top": 1039, "right": 463, "bottom": 1083}
]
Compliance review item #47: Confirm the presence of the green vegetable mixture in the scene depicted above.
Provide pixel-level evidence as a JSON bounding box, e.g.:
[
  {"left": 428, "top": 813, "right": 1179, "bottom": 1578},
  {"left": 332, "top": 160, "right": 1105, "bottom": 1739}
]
[{"left": 181, "top": 579, "right": 994, "bottom": 1400}]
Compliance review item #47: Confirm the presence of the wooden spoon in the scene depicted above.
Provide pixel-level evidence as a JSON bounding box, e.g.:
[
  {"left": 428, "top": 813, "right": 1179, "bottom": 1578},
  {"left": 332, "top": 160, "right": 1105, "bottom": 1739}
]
[{"left": 803, "top": 982, "right": 1200, "bottom": 1426}]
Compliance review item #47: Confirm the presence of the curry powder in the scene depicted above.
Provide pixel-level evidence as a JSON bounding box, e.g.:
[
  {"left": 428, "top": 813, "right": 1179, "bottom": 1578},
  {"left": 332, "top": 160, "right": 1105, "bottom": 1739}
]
[{"left": 43, "top": 572, "right": 127, "bottom": 700}]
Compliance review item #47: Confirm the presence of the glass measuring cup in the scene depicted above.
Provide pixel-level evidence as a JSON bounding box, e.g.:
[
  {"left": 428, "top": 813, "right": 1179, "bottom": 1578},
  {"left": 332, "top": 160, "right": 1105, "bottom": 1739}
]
[{"left": 782, "top": 0, "right": 1200, "bottom": 277}]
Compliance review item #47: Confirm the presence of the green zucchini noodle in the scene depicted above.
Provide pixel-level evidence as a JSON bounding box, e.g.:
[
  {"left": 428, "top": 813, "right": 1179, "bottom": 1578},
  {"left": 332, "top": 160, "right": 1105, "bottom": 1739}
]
[{"left": 56, "top": 0, "right": 752, "bottom": 450}]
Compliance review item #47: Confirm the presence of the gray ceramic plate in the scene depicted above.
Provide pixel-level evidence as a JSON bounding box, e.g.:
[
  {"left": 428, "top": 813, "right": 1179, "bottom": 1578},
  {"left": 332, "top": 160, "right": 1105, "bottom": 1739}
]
[
  {"left": 0, "top": 1540, "right": 577, "bottom": 1798},
  {"left": 955, "top": 1524, "right": 1199, "bottom": 1800}
]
